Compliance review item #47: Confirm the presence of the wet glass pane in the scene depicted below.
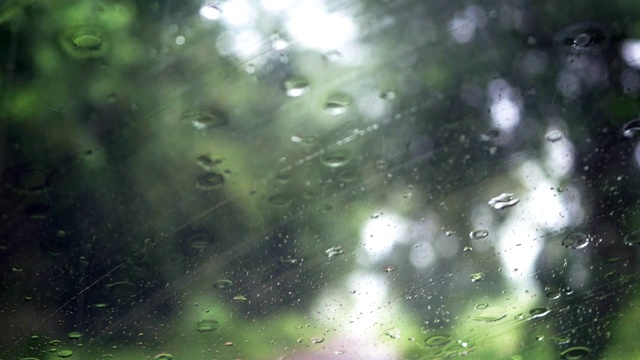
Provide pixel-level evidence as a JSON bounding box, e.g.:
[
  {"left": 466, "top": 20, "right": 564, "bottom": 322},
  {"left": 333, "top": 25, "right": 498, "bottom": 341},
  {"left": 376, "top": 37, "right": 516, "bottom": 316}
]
[{"left": 2, "top": 0, "right": 640, "bottom": 359}]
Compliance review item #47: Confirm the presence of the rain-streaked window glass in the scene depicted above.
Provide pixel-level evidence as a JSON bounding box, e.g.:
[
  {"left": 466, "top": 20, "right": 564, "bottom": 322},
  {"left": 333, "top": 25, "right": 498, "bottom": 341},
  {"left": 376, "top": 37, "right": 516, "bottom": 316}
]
[{"left": 2, "top": 0, "right": 640, "bottom": 359}]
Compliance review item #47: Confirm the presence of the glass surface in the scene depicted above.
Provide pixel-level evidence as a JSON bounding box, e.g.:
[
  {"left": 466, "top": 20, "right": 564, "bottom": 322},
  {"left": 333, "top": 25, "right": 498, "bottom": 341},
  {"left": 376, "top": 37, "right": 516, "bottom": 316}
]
[{"left": 2, "top": 0, "right": 640, "bottom": 359}]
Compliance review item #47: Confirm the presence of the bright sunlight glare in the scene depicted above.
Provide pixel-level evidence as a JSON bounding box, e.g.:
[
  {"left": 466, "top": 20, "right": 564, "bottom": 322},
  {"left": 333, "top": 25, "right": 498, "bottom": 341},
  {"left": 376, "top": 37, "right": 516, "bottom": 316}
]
[{"left": 285, "top": 2, "right": 358, "bottom": 51}]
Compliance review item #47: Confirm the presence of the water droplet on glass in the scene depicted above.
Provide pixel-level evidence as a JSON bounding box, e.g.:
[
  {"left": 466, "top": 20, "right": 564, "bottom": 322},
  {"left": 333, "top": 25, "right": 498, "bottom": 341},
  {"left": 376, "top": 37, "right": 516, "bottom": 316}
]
[
  {"left": 60, "top": 27, "right": 107, "bottom": 59},
  {"left": 49, "top": 340, "right": 62, "bottom": 346},
  {"left": 383, "top": 265, "right": 395, "bottom": 273},
  {"left": 154, "top": 353, "right": 173, "bottom": 360},
  {"left": 623, "top": 228, "right": 640, "bottom": 246},
  {"left": 622, "top": 118, "right": 640, "bottom": 138},
  {"left": 213, "top": 279, "right": 234, "bottom": 289},
  {"left": 560, "top": 346, "right": 591, "bottom": 360},
  {"left": 488, "top": 193, "right": 520, "bottom": 210},
  {"left": 480, "top": 129, "right": 500, "bottom": 141},
  {"left": 529, "top": 307, "right": 551, "bottom": 319},
  {"left": 284, "top": 77, "right": 310, "bottom": 97},
  {"left": 470, "top": 272, "right": 485, "bottom": 282},
  {"left": 380, "top": 91, "right": 396, "bottom": 100},
  {"left": 320, "top": 149, "right": 352, "bottom": 168},
  {"left": 469, "top": 229, "right": 489, "bottom": 240},
  {"left": 4, "top": 166, "right": 53, "bottom": 194},
  {"left": 267, "top": 192, "right": 293, "bottom": 207},
  {"left": 325, "top": 246, "right": 344, "bottom": 259},
  {"left": 279, "top": 255, "right": 300, "bottom": 265},
  {"left": 545, "top": 130, "right": 564, "bottom": 142},
  {"left": 188, "top": 233, "right": 212, "bottom": 249},
  {"left": 67, "top": 332, "right": 82, "bottom": 339},
  {"left": 310, "top": 336, "right": 325, "bottom": 344},
  {"left": 195, "top": 155, "right": 223, "bottom": 170},
  {"left": 424, "top": 335, "right": 452, "bottom": 347},
  {"left": 195, "top": 319, "right": 220, "bottom": 332},
  {"left": 224, "top": 341, "right": 233, "bottom": 346},
  {"left": 232, "top": 294, "right": 248, "bottom": 302},
  {"left": 463, "top": 246, "right": 473, "bottom": 252},
  {"left": 291, "top": 135, "right": 318, "bottom": 146},
  {"left": 195, "top": 172, "right": 225, "bottom": 190},
  {"left": 554, "top": 22, "right": 606, "bottom": 54},
  {"left": 384, "top": 327, "right": 401, "bottom": 339},
  {"left": 474, "top": 303, "right": 489, "bottom": 310},
  {"left": 323, "top": 93, "right": 352, "bottom": 115},
  {"left": 545, "top": 290, "right": 561, "bottom": 300},
  {"left": 562, "top": 232, "right": 591, "bottom": 249},
  {"left": 554, "top": 335, "right": 571, "bottom": 345},
  {"left": 56, "top": 350, "right": 73, "bottom": 358},
  {"left": 473, "top": 313, "right": 506, "bottom": 322},
  {"left": 182, "top": 110, "right": 228, "bottom": 129},
  {"left": 604, "top": 270, "right": 623, "bottom": 283},
  {"left": 374, "top": 159, "right": 388, "bottom": 170}
]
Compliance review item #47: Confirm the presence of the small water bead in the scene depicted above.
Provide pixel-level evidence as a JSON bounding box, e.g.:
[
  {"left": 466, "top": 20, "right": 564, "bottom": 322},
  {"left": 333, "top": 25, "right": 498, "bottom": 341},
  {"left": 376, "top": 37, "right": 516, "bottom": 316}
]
[
  {"left": 279, "top": 255, "right": 300, "bottom": 265},
  {"left": 480, "top": 129, "right": 500, "bottom": 141},
  {"left": 60, "top": 27, "right": 107, "bottom": 59},
  {"left": 380, "top": 91, "right": 396, "bottom": 100},
  {"left": 470, "top": 272, "right": 485, "bottom": 282},
  {"left": 283, "top": 77, "right": 310, "bottom": 97},
  {"left": 554, "top": 335, "right": 571, "bottom": 345},
  {"left": 154, "top": 353, "right": 173, "bottom": 360},
  {"left": 374, "top": 159, "right": 388, "bottom": 170},
  {"left": 195, "top": 319, "right": 220, "bottom": 332},
  {"left": 325, "top": 246, "right": 344, "bottom": 259},
  {"left": 555, "top": 22, "right": 607, "bottom": 54},
  {"left": 189, "top": 233, "right": 212, "bottom": 249},
  {"left": 57, "top": 350, "right": 73, "bottom": 358},
  {"left": 195, "top": 155, "right": 223, "bottom": 170},
  {"left": 384, "top": 327, "right": 401, "bottom": 339},
  {"left": 622, "top": 118, "right": 640, "bottom": 138},
  {"left": 213, "top": 279, "right": 234, "bottom": 289},
  {"left": 474, "top": 303, "right": 489, "bottom": 310},
  {"left": 623, "top": 228, "right": 640, "bottom": 246},
  {"left": 323, "top": 93, "right": 352, "bottom": 115},
  {"left": 473, "top": 311, "right": 506, "bottom": 322},
  {"left": 488, "top": 193, "right": 520, "bottom": 210},
  {"left": 545, "top": 129, "right": 564, "bottom": 142},
  {"left": 67, "top": 332, "right": 82, "bottom": 339},
  {"left": 182, "top": 110, "right": 227, "bottom": 129},
  {"left": 320, "top": 149, "right": 352, "bottom": 168},
  {"left": 290, "top": 135, "right": 318, "bottom": 146},
  {"left": 4, "top": 165, "right": 53, "bottom": 194},
  {"left": 560, "top": 346, "right": 591, "bottom": 360},
  {"left": 231, "top": 294, "right": 248, "bottom": 302},
  {"left": 337, "top": 169, "right": 358, "bottom": 182},
  {"left": 469, "top": 229, "right": 489, "bottom": 239},
  {"left": 195, "top": 172, "right": 225, "bottom": 190},
  {"left": 529, "top": 307, "right": 551, "bottom": 319},
  {"left": 604, "top": 270, "right": 623, "bottom": 283},
  {"left": 562, "top": 232, "right": 591, "bottom": 249},
  {"left": 545, "top": 290, "right": 561, "bottom": 300},
  {"left": 310, "top": 336, "right": 325, "bottom": 344},
  {"left": 424, "top": 335, "right": 452, "bottom": 347},
  {"left": 267, "top": 192, "right": 293, "bottom": 206}
]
